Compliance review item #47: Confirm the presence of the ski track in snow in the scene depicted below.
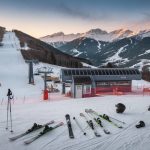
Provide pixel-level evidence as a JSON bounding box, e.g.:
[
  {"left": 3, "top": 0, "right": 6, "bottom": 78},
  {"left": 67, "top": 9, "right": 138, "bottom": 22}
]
[{"left": 0, "top": 31, "right": 150, "bottom": 150}]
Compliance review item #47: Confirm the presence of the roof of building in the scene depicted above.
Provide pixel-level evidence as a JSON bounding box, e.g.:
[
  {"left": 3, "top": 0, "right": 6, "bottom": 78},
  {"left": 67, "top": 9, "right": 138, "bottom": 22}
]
[
  {"left": 73, "top": 76, "right": 92, "bottom": 84},
  {"left": 62, "top": 68, "right": 140, "bottom": 76},
  {"left": 61, "top": 68, "right": 141, "bottom": 82}
]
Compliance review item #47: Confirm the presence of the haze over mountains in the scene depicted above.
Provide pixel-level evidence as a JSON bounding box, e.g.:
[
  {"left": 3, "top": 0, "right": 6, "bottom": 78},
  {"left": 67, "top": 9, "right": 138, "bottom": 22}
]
[
  {"left": 40, "top": 28, "right": 150, "bottom": 69},
  {"left": 40, "top": 28, "right": 136, "bottom": 44},
  {"left": 1, "top": 26, "right": 150, "bottom": 69}
]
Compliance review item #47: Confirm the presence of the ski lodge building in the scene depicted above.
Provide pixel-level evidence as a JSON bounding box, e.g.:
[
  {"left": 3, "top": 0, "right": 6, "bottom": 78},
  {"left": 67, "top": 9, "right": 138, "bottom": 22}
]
[{"left": 60, "top": 68, "right": 141, "bottom": 98}]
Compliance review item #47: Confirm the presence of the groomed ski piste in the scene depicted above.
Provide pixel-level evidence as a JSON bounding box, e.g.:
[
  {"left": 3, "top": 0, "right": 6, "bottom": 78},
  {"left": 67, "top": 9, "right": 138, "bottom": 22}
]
[{"left": 0, "top": 31, "right": 150, "bottom": 150}]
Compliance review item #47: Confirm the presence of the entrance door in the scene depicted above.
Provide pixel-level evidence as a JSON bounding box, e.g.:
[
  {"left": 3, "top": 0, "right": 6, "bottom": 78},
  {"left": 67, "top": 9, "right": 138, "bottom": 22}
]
[{"left": 75, "top": 85, "right": 82, "bottom": 98}]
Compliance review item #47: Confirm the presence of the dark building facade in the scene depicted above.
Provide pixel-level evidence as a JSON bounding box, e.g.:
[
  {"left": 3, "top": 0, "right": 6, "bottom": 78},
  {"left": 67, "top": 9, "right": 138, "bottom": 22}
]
[{"left": 61, "top": 68, "right": 141, "bottom": 98}]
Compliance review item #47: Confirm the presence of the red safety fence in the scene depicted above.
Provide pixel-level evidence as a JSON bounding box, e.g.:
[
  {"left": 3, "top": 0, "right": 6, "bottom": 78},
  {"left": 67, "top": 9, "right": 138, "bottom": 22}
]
[
  {"left": 143, "top": 87, "right": 150, "bottom": 96},
  {"left": 65, "top": 85, "right": 150, "bottom": 98}
]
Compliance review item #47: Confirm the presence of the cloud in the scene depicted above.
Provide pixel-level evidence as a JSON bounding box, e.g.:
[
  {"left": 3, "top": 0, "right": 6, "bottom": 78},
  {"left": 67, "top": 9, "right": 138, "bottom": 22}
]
[
  {"left": 55, "top": 3, "right": 108, "bottom": 21},
  {"left": 143, "top": 12, "right": 150, "bottom": 22}
]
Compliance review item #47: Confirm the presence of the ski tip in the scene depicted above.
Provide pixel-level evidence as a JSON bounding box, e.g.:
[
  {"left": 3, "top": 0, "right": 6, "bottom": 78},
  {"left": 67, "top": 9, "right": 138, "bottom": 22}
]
[
  {"left": 73, "top": 117, "right": 75, "bottom": 120},
  {"left": 24, "top": 141, "right": 30, "bottom": 145},
  {"left": 106, "top": 131, "right": 111, "bottom": 134},
  {"left": 59, "top": 122, "right": 64, "bottom": 126},
  {"left": 51, "top": 120, "right": 55, "bottom": 123},
  {"left": 9, "top": 138, "right": 15, "bottom": 141},
  {"left": 85, "top": 109, "right": 89, "bottom": 112},
  {"left": 84, "top": 132, "right": 86, "bottom": 136},
  {"left": 65, "top": 114, "right": 70, "bottom": 118},
  {"left": 80, "top": 113, "right": 84, "bottom": 117},
  {"left": 119, "top": 126, "right": 123, "bottom": 129}
]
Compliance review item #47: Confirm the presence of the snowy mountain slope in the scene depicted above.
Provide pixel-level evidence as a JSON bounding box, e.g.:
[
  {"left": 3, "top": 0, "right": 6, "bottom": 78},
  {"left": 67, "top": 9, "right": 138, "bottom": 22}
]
[
  {"left": 40, "top": 28, "right": 135, "bottom": 47},
  {"left": 58, "top": 36, "right": 150, "bottom": 69},
  {"left": 137, "top": 30, "right": 150, "bottom": 39},
  {"left": 40, "top": 32, "right": 82, "bottom": 47},
  {"left": 84, "top": 28, "right": 135, "bottom": 42},
  {"left": 14, "top": 30, "right": 86, "bottom": 68},
  {"left": 0, "top": 31, "right": 62, "bottom": 101}
]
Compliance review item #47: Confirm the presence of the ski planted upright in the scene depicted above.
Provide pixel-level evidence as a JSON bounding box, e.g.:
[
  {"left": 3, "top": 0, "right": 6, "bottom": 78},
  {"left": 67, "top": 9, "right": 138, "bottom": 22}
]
[
  {"left": 87, "top": 109, "right": 123, "bottom": 128},
  {"left": 80, "top": 113, "right": 101, "bottom": 137},
  {"left": 65, "top": 114, "right": 74, "bottom": 138},
  {"left": 9, "top": 120, "right": 55, "bottom": 141},
  {"left": 85, "top": 109, "right": 110, "bottom": 134},
  {"left": 24, "top": 122, "right": 64, "bottom": 144}
]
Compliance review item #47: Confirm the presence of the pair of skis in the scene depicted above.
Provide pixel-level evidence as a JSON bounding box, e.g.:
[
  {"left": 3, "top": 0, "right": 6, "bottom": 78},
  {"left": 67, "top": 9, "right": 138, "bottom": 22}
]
[
  {"left": 80, "top": 113, "right": 101, "bottom": 137},
  {"left": 86, "top": 109, "right": 124, "bottom": 128},
  {"left": 9, "top": 120, "right": 64, "bottom": 144},
  {"left": 85, "top": 109, "right": 110, "bottom": 134},
  {"left": 65, "top": 114, "right": 87, "bottom": 139}
]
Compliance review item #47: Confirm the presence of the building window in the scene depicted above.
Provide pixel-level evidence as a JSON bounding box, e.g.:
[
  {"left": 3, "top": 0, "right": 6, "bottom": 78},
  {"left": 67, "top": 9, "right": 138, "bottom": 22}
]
[{"left": 83, "top": 85, "right": 91, "bottom": 94}]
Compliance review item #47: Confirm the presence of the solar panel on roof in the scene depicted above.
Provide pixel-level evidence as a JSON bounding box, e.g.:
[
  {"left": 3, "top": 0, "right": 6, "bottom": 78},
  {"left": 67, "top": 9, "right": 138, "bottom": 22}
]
[
  {"left": 87, "top": 70, "right": 91, "bottom": 75},
  {"left": 109, "top": 70, "right": 113, "bottom": 75},
  {"left": 129, "top": 70, "right": 133, "bottom": 74},
  {"left": 83, "top": 70, "right": 88, "bottom": 75},
  {"left": 105, "top": 70, "right": 109, "bottom": 75},
  {"left": 64, "top": 70, "right": 68, "bottom": 76},
  {"left": 91, "top": 70, "right": 95, "bottom": 75},
  {"left": 114, "top": 69, "right": 120, "bottom": 75},
  {"left": 72, "top": 70, "right": 76, "bottom": 75},
  {"left": 118, "top": 70, "right": 123, "bottom": 75},
  {"left": 112, "top": 70, "right": 116, "bottom": 75},
  {"left": 126, "top": 70, "right": 130, "bottom": 75},
  {"left": 68, "top": 70, "right": 72, "bottom": 75},
  {"left": 122, "top": 70, "right": 127, "bottom": 75},
  {"left": 80, "top": 70, "right": 84, "bottom": 75},
  {"left": 95, "top": 70, "right": 99, "bottom": 75},
  {"left": 62, "top": 68, "right": 140, "bottom": 77},
  {"left": 135, "top": 70, "right": 140, "bottom": 74}
]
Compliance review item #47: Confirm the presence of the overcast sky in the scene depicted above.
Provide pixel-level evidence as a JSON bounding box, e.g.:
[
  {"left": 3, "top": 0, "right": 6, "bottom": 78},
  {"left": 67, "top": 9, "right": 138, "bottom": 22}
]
[{"left": 0, "top": 0, "right": 150, "bottom": 37}]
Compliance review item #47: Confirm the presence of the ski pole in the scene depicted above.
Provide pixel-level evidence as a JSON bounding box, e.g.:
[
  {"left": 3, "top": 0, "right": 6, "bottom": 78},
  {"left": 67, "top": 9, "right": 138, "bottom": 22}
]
[
  {"left": 73, "top": 117, "right": 86, "bottom": 136},
  {"left": 6, "top": 99, "right": 9, "bottom": 130},
  {"left": 1, "top": 98, "right": 4, "bottom": 105},
  {"left": 9, "top": 100, "right": 13, "bottom": 132}
]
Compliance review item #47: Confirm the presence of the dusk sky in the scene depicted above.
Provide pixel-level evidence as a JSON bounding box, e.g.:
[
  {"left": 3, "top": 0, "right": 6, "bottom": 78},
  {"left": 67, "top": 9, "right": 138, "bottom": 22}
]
[{"left": 0, "top": 0, "right": 150, "bottom": 37}]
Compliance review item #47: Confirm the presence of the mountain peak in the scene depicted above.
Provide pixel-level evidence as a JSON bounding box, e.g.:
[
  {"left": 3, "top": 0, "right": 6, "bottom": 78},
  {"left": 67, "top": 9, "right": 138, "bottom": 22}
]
[
  {"left": 110, "top": 29, "right": 133, "bottom": 34},
  {"left": 86, "top": 28, "right": 108, "bottom": 35},
  {"left": 50, "top": 32, "right": 64, "bottom": 37}
]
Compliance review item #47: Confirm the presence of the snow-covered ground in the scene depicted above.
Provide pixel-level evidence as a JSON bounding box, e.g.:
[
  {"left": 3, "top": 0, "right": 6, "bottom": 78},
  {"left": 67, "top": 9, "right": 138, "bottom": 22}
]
[
  {"left": 0, "top": 31, "right": 62, "bottom": 102},
  {"left": 0, "top": 31, "right": 150, "bottom": 150},
  {"left": 1, "top": 95, "right": 150, "bottom": 150}
]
